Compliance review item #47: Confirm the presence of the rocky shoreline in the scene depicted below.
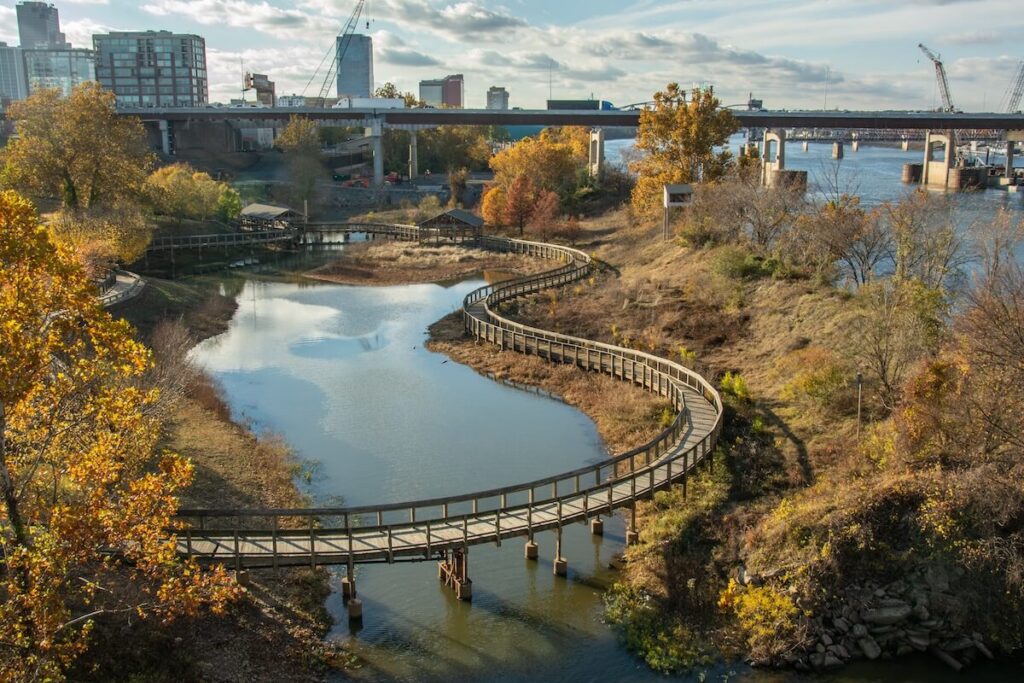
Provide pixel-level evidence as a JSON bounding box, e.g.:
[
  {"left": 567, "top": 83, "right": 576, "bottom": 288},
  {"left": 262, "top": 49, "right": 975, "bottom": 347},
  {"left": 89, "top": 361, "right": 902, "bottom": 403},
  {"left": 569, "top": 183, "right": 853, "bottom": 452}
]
[{"left": 743, "top": 564, "right": 997, "bottom": 672}]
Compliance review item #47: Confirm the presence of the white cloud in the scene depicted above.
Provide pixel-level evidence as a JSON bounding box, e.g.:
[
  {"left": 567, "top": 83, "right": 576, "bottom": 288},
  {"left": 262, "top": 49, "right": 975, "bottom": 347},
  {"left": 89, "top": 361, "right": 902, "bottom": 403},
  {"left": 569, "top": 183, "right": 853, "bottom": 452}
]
[{"left": 0, "top": 7, "right": 17, "bottom": 45}]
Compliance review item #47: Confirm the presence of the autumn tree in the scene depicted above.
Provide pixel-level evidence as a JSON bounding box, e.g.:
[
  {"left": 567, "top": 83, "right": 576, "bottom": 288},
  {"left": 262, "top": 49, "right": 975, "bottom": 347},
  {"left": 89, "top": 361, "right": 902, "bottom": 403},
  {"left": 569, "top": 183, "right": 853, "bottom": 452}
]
[
  {"left": 447, "top": 167, "right": 469, "bottom": 208},
  {"left": 481, "top": 185, "right": 506, "bottom": 226},
  {"left": 0, "top": 191, "right": 238, "bottom": 681},
  {"left": 48, "top": 204, "right": 151, "bottom": 278},
  {"left": 375, "top": 82, "right": 421, "bottom": 107},
  {"left": 419, "top": 126, "right": 491, "bottom": 174},
  {"left": 884, "top": 190, "right": 970, "bottom": 294},
  {"left": 630, "top": 84, "right": 738, "bottom": 218},
  {"left": 490, "top": 135, "right": 577, "bottom": 194},
  {"left": 504, "top": 175, "right": 535, "bottom": 235},
  {"left": 276, "top": 116, "right": 325, "bottom": 205},
  {"left": 1, "top": 82, "right": 152, "bottom": 210},
  {"left": 145, "top": 163, "right": 240, "bottom": 226},
  {"left": 528, "top": 189, "right": 562, "bottom": 241}
]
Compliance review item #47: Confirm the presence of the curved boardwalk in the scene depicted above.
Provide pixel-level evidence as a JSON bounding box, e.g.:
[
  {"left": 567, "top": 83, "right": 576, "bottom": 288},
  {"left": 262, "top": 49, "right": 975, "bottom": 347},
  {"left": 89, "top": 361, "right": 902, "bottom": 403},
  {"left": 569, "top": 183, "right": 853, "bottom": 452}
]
[{"left": 172, "top": 226, "right": 723, "bottom": 578}]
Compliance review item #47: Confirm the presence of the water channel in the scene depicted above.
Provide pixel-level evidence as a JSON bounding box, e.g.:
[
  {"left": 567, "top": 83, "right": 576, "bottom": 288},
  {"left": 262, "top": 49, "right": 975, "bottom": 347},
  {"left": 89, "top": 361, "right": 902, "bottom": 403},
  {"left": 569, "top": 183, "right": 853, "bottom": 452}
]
[{"left": 187, "top": 143, "right": 1024, "bottom": 681}]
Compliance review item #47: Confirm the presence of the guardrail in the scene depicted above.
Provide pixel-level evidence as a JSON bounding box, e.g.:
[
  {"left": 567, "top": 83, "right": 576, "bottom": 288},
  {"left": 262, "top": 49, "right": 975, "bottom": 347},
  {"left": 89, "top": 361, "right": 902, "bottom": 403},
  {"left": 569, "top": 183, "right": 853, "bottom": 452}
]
[{"left": 169, "top": 225, "right": 723, "bottom": 569}]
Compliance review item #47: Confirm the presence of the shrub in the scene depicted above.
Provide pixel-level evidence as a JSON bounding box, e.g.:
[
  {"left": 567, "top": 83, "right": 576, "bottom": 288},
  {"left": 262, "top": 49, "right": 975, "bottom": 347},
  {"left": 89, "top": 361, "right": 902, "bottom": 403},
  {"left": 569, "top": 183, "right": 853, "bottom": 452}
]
[
  {"left": 720, "top": 371, "right": 750, "bottom": 402},
  {"left": 605, "top": 586, "right": 714, "bottom": 674},
  {"left": 712, "top": 245, "right": 774, "bottom": 280},
  {"left": 779, "top": 347, "right": 850, "bottom": 413},
  {"left": 718, "top": 579, "right": 803, "bottom": 663}
]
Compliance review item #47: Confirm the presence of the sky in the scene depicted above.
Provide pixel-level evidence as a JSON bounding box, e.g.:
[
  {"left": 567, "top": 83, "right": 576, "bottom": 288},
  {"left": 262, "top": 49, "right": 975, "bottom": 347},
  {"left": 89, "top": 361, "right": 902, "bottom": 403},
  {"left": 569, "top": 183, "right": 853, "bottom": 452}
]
[{"left": 1, "top": 0, "right": 1022, "bottom": 111}]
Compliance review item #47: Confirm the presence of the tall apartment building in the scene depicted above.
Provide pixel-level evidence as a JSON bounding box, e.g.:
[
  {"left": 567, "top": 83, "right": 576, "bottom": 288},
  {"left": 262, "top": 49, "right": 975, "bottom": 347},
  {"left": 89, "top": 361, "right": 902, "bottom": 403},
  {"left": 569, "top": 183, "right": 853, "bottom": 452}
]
[
  {"left": 0, "top": 43, "right": 29, "bottom": 105},
  {"left": 419, "top": 74, "right": 464, "bottom": 108},
  {"left": 16, "top": 2, "right": 68, "bottom": 49},
  {"left": 93, "top": 31, "right": 208, "bottom": 107},
  {"left": 337, "top": 34, "right": 373, "bottom": 98},
  {"left": 22, "top": 48, "right": 94, "bottom": 96},
  {"left": 486, "top": 86, "right": 509, "bottom": 110}
]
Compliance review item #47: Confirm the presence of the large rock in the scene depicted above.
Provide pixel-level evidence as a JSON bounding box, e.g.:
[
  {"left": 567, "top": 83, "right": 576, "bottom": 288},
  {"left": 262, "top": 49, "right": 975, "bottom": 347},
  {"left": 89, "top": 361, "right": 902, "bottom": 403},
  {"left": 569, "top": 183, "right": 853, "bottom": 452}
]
[
  {"left": 859, "top": 637, "right": 882, "bottom": 660},
  {"left": 862, "top": 604, "right": 912, "bottom": 625},
  {"left": 852, "top": 624, "right": 869, "bottom": 638},
  {"left": 925, "top": 566, "right": 950, "bottom": 592}
]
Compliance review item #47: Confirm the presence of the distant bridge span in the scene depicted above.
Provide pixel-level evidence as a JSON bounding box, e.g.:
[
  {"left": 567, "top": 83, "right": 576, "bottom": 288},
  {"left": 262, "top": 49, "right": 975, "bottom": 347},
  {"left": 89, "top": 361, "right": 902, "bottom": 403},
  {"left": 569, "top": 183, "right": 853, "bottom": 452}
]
[
  {"left": 114, "top": 107, "right": 1024, "bottom": 131},
  {"left": 169, "top": 226, "right": 723, "bottom": 606}
]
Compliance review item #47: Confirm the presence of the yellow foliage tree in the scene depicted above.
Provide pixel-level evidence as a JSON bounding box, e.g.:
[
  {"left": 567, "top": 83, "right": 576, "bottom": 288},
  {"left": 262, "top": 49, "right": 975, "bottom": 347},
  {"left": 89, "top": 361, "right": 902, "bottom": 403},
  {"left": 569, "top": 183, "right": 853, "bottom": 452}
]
[
  {"left": 490, "top": 135, "right": 577, "bottom": 194},
  {"left": 630, "top": 84, "right": 738, "bottom": 219},
  {"left": 145, "top": 163, "right": 233, "bottom": 225},
  {"left": 480, "top": 185, "right": 507, "bottom": 227},
  {"left": 48, "top": 204, "right": 152, "bottom": 277},
  {"left": 1, "top": 82, "right": 153, "bottom": 210},
  {"left": 0, "top": 191, "right": 238, "bottom": 681},
  {"left": 276, "top": 117, "right": 324, "bottom": 203}
]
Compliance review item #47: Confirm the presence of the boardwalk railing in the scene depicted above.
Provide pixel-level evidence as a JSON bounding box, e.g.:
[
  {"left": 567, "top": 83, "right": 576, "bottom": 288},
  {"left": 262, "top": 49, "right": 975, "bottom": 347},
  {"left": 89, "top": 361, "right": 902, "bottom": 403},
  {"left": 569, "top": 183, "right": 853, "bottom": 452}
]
[
  {"left": 170, "top": 225, "right": 723, "bottom": 570},
  {"left": 146, "top": 229, "right": 298, "bottom": 252}
]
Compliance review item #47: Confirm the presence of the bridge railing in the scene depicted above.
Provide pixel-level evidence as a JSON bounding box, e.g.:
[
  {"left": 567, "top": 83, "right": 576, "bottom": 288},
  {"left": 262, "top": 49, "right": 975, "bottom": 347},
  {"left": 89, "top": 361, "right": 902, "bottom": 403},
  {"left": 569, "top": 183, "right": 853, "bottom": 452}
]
[
  {"left": 172, "top": 226, "right": 723, "bottom": 549},
  {"left": 147, "top": 229, "right": 298, "bottom": 251}
]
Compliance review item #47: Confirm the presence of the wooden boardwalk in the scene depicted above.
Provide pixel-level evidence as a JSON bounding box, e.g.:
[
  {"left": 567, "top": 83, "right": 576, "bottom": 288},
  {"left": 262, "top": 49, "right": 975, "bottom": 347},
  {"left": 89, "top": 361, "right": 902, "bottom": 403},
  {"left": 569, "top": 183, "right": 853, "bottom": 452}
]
[{"left": 172, "top": 227, "right": 723, "bottom": 575}]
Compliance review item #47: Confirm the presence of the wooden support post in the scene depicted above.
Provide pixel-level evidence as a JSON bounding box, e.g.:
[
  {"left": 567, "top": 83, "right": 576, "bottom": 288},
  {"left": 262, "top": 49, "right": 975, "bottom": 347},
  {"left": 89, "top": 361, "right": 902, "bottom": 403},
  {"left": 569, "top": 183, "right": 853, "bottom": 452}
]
[
  {"left": 626, "top": 504, "right": 639, "bottom": 546},
  {"left": 554, "top": 525, "right": 567, "bottom": 577}
]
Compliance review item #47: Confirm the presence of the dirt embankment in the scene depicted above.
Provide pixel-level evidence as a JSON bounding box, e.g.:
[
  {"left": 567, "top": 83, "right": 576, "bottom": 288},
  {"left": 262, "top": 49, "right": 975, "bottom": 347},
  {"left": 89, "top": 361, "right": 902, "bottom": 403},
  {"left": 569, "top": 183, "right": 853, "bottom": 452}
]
[
  {"left": 86, "top": 277, "right": 348, "bottom": 682},
  {"left": 304, "top": 241, "right": 546, "bottom": 286},
  {"left": 428, "top": 313, "right": 671, "bottom": 454}
]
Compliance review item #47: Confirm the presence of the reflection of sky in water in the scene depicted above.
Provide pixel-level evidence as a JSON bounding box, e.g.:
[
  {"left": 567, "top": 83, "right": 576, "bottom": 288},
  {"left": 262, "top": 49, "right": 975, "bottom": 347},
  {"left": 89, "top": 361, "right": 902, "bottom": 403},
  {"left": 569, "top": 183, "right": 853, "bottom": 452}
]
[{"left": 190, "top": 278, "right": 607, "bottom": 507}]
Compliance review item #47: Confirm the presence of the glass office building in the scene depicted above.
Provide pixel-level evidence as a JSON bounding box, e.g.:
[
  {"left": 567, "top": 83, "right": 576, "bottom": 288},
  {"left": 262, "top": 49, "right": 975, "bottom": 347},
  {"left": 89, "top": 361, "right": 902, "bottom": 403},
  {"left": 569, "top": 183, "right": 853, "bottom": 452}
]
[
  {"left": 93, "top": 31, "right": 208, "bottom": 107},
  {"left": 0, "top": 43, "right": 29, "bottom": 104},
  {"left": 22, "top": 48, "right": 95, "bottom": 97}
]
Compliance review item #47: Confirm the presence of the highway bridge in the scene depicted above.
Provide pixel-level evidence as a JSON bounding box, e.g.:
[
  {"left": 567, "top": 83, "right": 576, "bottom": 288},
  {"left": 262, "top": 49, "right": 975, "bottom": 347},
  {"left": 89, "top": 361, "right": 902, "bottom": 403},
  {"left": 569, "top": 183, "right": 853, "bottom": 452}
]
[
  {"left": 169, "top": 225, "right": 723, "bottom": 614},
  {"left": 115, "top": 106, "right": 1024, "bottom": 131}
]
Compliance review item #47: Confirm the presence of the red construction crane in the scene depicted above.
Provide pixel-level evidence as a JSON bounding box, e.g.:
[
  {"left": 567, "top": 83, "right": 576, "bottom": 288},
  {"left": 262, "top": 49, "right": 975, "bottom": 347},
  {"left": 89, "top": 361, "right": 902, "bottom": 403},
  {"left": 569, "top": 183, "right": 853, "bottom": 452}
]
[{"left": 918, "top": 43, "right": 957, "bottom": 113}]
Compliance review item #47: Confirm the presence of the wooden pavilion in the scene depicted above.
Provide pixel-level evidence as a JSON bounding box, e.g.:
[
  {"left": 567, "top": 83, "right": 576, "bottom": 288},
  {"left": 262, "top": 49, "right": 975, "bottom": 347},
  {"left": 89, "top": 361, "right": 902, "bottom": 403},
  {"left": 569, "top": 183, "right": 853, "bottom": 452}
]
[
  {"left": 238, "top": 203, "right": 299, "bottom": 231},
  {"left": 417, "top": 209, "right": 484, "bottom": 246}
]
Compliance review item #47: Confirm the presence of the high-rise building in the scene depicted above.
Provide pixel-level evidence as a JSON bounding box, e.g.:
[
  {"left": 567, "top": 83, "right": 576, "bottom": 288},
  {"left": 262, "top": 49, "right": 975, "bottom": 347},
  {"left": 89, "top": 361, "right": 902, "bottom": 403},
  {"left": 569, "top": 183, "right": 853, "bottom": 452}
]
[
  {"left": 486, "top": 86, "right": 509, "bottom": 110},
  {"left": 16, "top": 2, "right": 68, "bottom": 50},
  {"left": 22, "top": 48, "right": 94, "bottom": 97},
  {"left": 337, "top": 34, "right": 373, "bottom": 98},
  {"left": 0, "top": 43, "right": 29, "bottom": 105},
  {"left": 419, "top": 74, "right": 464, "bottom": 108},
  {"left": 93, "top": 31, "right": 208, "bottom": 107}
]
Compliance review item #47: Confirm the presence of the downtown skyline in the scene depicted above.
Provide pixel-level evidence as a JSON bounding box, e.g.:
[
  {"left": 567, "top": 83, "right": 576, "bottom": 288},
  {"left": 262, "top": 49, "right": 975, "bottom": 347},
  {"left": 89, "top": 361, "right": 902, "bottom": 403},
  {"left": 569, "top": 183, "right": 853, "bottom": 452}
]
[{"left": 0, "top": 0, "right": 1021, "bottom": 111}]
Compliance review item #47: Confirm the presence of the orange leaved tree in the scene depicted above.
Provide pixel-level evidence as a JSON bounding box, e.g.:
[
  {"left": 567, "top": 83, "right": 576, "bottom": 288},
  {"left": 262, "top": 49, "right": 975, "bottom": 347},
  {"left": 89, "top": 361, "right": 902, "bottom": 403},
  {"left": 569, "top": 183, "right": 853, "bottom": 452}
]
[{"left": 0, "top": 191, "right": 238, "bottom": 681}]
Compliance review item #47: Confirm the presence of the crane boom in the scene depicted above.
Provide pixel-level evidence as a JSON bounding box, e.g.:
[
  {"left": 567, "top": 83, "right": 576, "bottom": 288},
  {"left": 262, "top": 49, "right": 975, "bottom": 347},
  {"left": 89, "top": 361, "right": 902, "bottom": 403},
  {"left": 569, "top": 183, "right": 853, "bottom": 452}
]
[
  {"left": 1004, "top": 60, "right": 1024, "bottom": 113},
  {"left": 301, "top": 0, "right": 366, "bottom": 105},
  {"left": 918, "top": 43, "right": 956, "bottom": 112}
]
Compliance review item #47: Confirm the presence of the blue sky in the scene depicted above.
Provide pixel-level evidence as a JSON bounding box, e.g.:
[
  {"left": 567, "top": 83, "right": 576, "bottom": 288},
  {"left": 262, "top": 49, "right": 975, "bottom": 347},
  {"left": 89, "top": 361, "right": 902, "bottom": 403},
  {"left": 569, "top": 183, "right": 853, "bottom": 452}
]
[{"left": 1, "top": 0, "right": 1022, "bottom": 110}]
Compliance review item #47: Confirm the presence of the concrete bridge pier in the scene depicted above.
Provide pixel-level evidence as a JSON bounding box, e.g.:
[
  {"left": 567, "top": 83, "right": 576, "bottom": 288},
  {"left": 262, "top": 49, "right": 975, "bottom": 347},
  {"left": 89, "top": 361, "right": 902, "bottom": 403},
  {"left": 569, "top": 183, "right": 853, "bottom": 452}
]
[
  {"left": 922, "top": 130, "right": 956, "bottom": 189},
  {"left": 852, "top": 140, "right": 860, "bottom": 153},
  {"left": 802, "top": 141, "right": 809, "bottom": 152},
  {"left": 1007, "top": 141, "right": 1016, "bottom": 182},
  {"left": 760, "top": 129, "right": 786, "bottom": 186},
  {"left": 902, "top": 139, "right": 910, "bottom": 152},
  {"left": 365, "top": 117, "right": 384, "bottom": 187},
  {"left": 408, "top": 131, "right": 419, "bottom": 180},
  {"left": 589, "top": 128, "right": 605, "bottom": 180},
  {"left": 832, "top": 141, "right": 844, "bottom": 160},
  {"left": 590, "top": 516, "right": 604, "bottom": 536}
]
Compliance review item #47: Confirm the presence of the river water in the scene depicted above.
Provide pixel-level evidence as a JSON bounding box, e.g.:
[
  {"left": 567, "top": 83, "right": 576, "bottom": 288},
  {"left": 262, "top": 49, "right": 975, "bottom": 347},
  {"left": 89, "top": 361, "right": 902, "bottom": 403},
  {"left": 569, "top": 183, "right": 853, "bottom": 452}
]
[{"left": 188, "top": 144, "right": 1024, "bottom": 682}]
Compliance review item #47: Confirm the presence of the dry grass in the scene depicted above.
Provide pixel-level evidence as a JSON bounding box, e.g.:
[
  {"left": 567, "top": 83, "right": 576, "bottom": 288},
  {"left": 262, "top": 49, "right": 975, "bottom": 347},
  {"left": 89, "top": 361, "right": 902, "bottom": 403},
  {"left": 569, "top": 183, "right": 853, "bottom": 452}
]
[{"left": 305, "top": 240, "right": 546, "bottom": 286}]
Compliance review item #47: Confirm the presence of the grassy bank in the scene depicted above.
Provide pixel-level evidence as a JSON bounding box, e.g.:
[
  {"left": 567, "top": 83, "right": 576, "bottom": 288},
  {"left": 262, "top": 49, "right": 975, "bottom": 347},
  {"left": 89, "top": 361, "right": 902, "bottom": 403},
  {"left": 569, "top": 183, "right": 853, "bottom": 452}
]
[
  {"left": 305, "top": 240, "right": 545, "bottom": 287},
  {"left": 79, "top": 276, "right": 350, "bottom": 682}
]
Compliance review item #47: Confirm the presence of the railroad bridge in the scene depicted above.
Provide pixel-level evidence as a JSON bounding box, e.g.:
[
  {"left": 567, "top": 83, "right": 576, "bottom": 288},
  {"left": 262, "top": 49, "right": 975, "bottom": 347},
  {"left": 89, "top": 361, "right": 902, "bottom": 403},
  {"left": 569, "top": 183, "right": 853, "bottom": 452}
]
[{"left": 169, "top": 225, "right": 724, "bottom": 619}]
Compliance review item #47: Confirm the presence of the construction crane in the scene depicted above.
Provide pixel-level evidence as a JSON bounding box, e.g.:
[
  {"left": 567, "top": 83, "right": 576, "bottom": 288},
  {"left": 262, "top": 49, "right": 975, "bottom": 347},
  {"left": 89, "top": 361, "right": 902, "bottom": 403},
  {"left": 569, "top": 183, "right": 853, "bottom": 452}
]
[
  {"left": 918, "top": 43, "right": 957, "bottom": 112},
  {"left": 302, "top": 0, "right": 366, "bottom": 105},
  {"left": 1001, "top": 60, "right": 1024, "bottom": 113}
]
